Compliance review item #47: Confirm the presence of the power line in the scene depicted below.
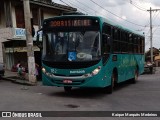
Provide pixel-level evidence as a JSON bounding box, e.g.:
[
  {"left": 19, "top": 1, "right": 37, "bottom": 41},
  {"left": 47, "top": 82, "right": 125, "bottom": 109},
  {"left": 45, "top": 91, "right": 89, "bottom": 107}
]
[
  {"left": 59, "top": 0, "right": 71, "bottom": 7},
  {"left": 89, "top": 0, "right": 146, "bottom": 27},
  {"left": 129, "top": 0, "right": 147, "bottom": 11},
  {"left": 74, "top": 0, "right": 96, "bottom": 14},
  {"left": 59, "top": 0, "right": 130, "bottom": 28},
  {"left": 126, "top": 0, "right": 151, "bottom": 30},
  {"left": 71, "top": 0, "right": 121, "bottom": 23},
  {"left": 60, "top": 0, "right": 148, "bottom": 28},
  {"left": 152, "top": 11, "right": 160, "bottom": 23},
  {"left": 153, "top": 27, "right": 160, "bottom": 35},
  {"left": 60, "top": 0, "right": 89, "bottom": 14}
]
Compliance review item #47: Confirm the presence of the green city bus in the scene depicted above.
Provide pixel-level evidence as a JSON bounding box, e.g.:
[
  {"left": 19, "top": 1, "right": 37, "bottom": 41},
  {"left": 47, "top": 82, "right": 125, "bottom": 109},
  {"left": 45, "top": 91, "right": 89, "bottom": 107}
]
[{"left": 36, "top": 15, "right": 145, "bottom": 93}]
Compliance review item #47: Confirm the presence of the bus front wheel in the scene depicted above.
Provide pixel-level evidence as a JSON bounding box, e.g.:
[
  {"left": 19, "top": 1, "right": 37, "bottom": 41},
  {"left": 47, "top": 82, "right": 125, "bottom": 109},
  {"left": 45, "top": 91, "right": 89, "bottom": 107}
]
[
  {"left": 64, "top": 86, "right": 72, "bottom": 92},
  {"left": 103, "top": 73, "right": 115, "bottom": 94}
]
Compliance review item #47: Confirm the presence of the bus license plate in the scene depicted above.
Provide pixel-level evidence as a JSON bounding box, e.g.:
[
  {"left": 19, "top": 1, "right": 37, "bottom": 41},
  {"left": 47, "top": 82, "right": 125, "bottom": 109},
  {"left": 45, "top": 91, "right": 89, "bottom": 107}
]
[{"left": 63, "top": 80, "right": 72, "bottom": 83}]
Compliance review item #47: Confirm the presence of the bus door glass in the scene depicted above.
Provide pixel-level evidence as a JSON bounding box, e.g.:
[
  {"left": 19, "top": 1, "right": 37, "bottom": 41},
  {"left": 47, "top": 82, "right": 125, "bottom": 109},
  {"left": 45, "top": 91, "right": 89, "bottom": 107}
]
[{"left": 102, "top": 24, "right": 111, "bottom": 64}]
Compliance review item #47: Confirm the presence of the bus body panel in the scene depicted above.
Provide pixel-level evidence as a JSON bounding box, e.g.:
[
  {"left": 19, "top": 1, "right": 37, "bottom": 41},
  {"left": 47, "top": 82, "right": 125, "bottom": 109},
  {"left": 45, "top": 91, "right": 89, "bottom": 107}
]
[
  {"left": 42, "top": 60, "right": 112, "bottom": 88},
  {"left": 116, "top": 54, "right": 144, "bottom": 83},
  {"left": 42, "top": 54, "right": 144, "bottom": 88}
]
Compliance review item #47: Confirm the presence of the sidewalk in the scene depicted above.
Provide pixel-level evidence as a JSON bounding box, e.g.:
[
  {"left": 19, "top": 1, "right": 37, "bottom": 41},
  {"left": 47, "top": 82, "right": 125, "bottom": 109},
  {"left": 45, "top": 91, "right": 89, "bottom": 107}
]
[
  {"left": 155, "top": 67, "right": 160, "bottom": 74},
  {"left": 2, "top": 70, "right": 38, "bottom": 86}
]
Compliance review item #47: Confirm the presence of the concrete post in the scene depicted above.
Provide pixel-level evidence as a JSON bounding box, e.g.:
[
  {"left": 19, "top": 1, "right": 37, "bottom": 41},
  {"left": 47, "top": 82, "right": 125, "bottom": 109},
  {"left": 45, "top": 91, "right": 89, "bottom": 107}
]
[
  {"left": 23, "top": 0, "right": 36, "bottom": 84},
  {"left": 147, "top": 8, "right": 160, "bottom": 63}
]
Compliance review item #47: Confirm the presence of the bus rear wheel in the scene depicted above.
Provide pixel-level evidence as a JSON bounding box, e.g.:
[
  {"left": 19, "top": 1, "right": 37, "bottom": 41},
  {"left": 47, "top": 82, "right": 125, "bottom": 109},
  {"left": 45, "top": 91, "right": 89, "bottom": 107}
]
[
  {"left": 130, "top": 69, "right": 138, "bottom": 84},
  {"left": 64, "top": 86, "right": 72, "bottom": 92}
]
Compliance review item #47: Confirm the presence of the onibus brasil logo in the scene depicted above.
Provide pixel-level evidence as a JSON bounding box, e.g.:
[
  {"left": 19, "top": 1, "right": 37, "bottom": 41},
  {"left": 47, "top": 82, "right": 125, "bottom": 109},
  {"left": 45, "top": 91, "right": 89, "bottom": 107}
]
[{"left": 1, "top": 112, "right": 42, "bottom": 118}]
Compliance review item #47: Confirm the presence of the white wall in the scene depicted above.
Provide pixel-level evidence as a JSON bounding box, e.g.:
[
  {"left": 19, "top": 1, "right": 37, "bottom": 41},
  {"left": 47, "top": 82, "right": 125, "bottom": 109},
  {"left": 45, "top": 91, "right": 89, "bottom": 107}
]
[
  {"left": 43, "top": 12, "right": 58, "bottom": 19},
  {"left": 11, "top": 5, "right": 16, "bottom": 28},
  {"left": 0, "top": 10, "right": 6, "bottom": 28},
  {"left": 0, "top": 42, "right": 3, "bottom": 63}
]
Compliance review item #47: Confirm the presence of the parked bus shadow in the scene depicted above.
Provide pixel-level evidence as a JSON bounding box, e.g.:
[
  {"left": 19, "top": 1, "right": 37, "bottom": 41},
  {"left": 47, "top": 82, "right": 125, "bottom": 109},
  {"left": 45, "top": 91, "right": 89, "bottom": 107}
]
[
  {"left": 51, "top": 87, "right": 106, "bottom": 99},
  {"left": 113, "top": 80, "right": 134, "bottom": 91},
  {"left": 50, "top": 80, "right": 135, "bottom": 98}
]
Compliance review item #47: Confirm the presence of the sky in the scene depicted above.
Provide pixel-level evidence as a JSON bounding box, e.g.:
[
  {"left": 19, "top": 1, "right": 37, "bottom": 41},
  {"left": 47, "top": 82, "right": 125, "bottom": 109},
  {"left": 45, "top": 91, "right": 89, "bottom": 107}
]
[{"left": 52, "top": 0, "right": 160, "bottom": 51}]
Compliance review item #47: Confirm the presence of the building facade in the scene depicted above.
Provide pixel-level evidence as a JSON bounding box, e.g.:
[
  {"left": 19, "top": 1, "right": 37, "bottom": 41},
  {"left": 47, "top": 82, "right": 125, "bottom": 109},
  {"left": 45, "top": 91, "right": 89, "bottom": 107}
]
[
  {"left": 0, "top": 0, "right": 76, "bottom": 70},
  {"left": 145, "top": 47, "right": 160, "bottom": 67},
  {"left": 155, "top": 54, "right": 160, "bottom": 67}
]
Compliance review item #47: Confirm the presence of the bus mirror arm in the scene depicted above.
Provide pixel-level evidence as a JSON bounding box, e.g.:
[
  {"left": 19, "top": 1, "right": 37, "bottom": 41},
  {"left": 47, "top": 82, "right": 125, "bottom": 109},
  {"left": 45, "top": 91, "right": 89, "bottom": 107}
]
[
  {"left": 36, "top": 34, "right": 39, "bottom": 42},
  {"left": 36, "top": 28, "right": 43, "bottom": 42},
  {"left": 36, "top": 42, "right": 43, "bottom": 50},
  {"left": 36, "top": 28, "right": 43, "bottom": 49}
]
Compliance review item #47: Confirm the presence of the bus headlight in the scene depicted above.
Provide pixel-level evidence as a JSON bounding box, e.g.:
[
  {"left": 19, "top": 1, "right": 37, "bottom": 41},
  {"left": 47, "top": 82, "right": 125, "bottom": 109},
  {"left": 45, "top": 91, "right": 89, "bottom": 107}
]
[
  {"left": 92, "top": 66, "right": 101, "bottom": 76},
  {"left": 42, "top": 67, "right": 46, "bottom": 73}
]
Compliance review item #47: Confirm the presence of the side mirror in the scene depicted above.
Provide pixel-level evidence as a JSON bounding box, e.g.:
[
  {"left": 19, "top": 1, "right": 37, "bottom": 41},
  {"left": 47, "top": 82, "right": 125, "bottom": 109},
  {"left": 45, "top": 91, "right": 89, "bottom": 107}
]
[{"left": 36, "top": 29, "right": 43, "bottom": 49}]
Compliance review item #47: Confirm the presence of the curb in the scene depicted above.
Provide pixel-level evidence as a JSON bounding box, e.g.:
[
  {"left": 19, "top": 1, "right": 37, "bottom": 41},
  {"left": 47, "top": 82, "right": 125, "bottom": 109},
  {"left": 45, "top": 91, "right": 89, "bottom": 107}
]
[{"left": 2, "top": 76, "right": 37, "bottom": 86}]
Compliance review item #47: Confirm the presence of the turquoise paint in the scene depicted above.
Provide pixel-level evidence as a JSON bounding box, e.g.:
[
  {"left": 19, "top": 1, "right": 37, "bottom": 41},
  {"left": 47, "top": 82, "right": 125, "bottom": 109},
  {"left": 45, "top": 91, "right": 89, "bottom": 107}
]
[
  {"left": 42, "top": 54, "right": 144, "bottom": 88},
  {"left": 41, "top": 15, "right": 144, "bottom": 88},
  {"left": 42, "top": 60, "right": 111, "bottom": 88}
]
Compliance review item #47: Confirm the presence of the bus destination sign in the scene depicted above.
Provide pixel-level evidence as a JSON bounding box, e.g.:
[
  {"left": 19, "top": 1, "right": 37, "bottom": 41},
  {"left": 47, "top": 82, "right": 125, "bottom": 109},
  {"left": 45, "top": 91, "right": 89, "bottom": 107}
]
[{"left": 49, "top": 19, "right": 94, "bottom": 27}]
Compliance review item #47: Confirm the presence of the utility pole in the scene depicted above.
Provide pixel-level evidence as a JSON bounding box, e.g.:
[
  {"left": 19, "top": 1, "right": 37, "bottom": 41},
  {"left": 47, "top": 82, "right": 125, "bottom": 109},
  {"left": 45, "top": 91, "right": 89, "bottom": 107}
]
[
  {"left": 147, "top": 7, "right": 160, "bottom": 63},
  {"left": 23, "top": 0, "right": 36, "bottom": 84}
]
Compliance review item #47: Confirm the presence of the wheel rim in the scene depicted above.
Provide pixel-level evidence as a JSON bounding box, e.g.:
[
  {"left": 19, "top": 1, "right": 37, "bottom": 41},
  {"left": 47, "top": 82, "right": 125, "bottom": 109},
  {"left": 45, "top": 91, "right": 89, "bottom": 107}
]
[
  {"left": 135, "top": 70, "right": 138, "bottom": 81},
  {"left": 112, "top": 74, "right": 115, "bottom": 88}
]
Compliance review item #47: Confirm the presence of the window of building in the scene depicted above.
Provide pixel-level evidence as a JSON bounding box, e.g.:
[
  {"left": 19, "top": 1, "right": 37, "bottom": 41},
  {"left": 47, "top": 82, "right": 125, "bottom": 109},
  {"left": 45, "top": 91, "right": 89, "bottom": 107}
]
[
  {"left": 15, "top": 6, "right": 25, "bottom": 28},
  {"left": 32, "top": 8, "right": 38, "bottom": 25}
]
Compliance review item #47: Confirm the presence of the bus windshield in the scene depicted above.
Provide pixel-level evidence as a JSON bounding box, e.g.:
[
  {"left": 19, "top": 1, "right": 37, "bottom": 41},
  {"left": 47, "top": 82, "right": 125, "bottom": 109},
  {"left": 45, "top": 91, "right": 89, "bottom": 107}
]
[{"left": 42, "top": 31, "right": 101, "bottom": 62}]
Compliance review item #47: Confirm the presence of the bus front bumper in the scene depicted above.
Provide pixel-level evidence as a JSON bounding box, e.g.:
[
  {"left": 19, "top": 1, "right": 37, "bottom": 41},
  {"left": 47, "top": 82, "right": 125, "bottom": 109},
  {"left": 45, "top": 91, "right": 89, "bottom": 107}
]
[{"left": 42, "top": 72, "right": 110, "bottom": 88}]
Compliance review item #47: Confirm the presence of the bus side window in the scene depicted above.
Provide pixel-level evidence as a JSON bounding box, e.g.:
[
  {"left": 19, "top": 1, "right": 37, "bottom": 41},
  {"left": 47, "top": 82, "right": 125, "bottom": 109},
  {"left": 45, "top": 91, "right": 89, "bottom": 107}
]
[
  {"left": 102, "top": 34, "right": 111, "bottom": 64},
  {"left": 102, "top": 23, "right": 112, "bottom": 64},
  {"left": 102, "top": 23, "right": 111, "bottom": 53},
  {"left": 103, "top": 34, "right": 111, "bottom": 54}
]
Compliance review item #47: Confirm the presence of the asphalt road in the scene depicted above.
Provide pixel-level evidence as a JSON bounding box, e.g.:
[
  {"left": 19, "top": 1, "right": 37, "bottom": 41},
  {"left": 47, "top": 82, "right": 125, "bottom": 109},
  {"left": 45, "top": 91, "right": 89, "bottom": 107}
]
[{"left": 0, "top": 69, "right": 160, "bottom": 120}]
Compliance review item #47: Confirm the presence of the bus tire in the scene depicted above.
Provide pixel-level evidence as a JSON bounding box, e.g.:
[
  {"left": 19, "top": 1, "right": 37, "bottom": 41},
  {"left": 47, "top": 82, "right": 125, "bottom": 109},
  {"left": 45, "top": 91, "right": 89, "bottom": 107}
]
[
  {"left": 64, "top": 86, "right": 72, "bottom": 92},
  {"left": 102, "top": 73, "right": 115, "bottom": 94},
  {"left": 130, "top": 69, "right": 138, "bottom": 84}
]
